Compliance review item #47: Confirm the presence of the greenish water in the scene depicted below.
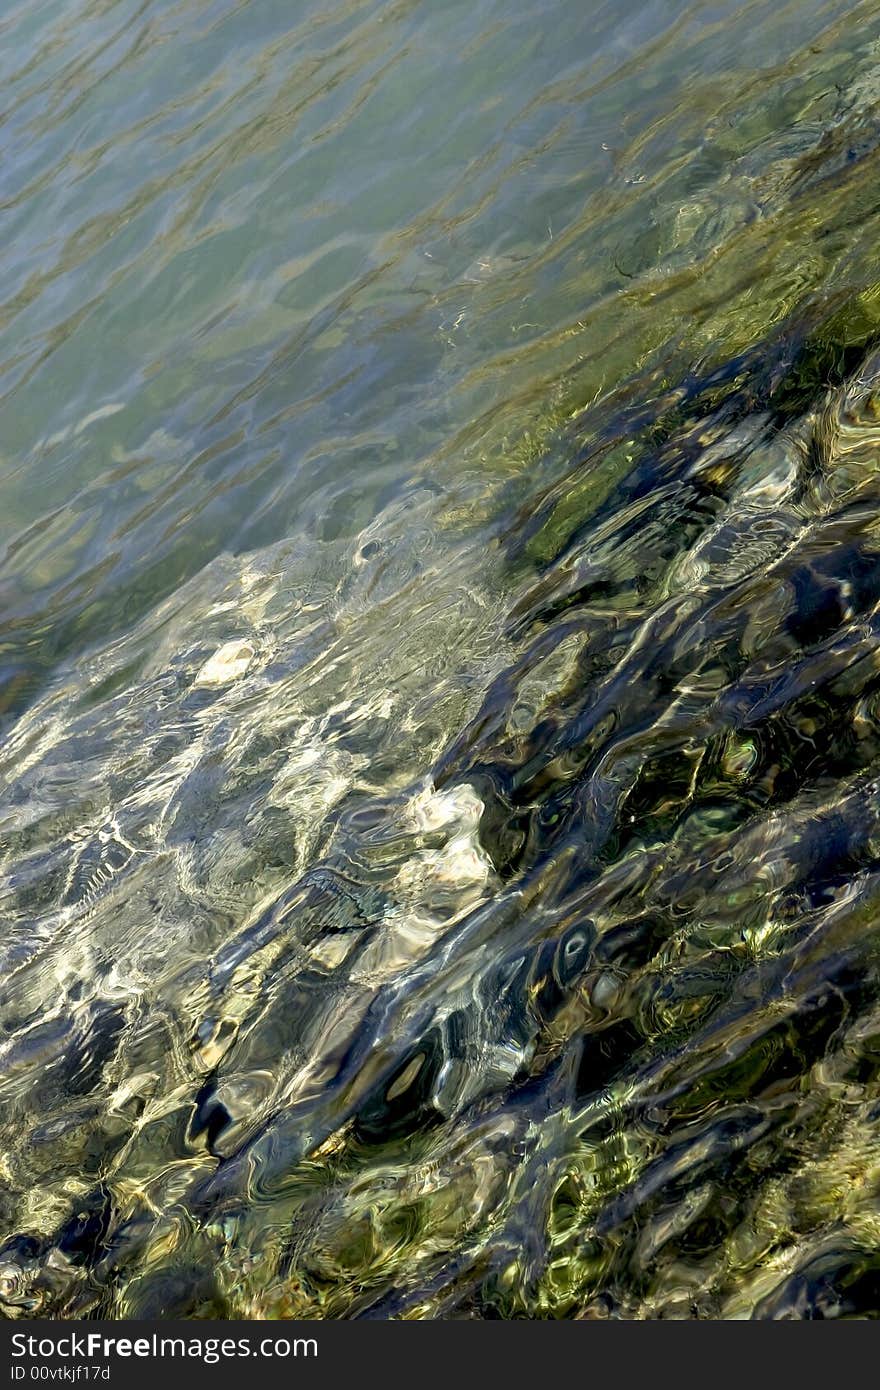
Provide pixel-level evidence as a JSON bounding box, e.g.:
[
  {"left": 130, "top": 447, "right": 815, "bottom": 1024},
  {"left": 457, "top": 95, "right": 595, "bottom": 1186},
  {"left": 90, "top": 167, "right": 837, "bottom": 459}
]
[{"left": 4, "top": 0, "right": 880, "bottom": 1319}]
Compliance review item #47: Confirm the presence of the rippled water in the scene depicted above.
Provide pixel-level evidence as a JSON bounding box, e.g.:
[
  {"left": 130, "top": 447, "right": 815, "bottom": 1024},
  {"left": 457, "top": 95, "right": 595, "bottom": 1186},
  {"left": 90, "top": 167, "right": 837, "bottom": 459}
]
[{"left": 4, "top": 0, "right": 880, "bottom": 1320}]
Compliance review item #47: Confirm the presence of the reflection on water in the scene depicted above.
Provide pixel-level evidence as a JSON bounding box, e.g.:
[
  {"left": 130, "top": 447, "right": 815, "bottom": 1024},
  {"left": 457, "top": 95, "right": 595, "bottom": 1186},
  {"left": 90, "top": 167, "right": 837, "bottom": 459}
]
[{"left": 4, "top": 0, "right": 880, "bottom": 1319}]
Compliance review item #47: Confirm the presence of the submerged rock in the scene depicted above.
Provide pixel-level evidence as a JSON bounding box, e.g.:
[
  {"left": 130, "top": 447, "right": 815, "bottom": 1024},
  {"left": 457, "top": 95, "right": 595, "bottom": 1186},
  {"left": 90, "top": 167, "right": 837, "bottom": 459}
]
[{"left": 6, "top": 296, "right": 880, "bottom": 1322}]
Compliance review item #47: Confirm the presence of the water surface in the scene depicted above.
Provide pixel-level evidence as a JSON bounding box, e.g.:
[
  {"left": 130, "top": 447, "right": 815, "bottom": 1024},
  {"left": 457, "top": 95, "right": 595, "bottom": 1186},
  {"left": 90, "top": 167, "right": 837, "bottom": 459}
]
[{"left": 3, "top": 0, "right": 880, "bottom": 1319}]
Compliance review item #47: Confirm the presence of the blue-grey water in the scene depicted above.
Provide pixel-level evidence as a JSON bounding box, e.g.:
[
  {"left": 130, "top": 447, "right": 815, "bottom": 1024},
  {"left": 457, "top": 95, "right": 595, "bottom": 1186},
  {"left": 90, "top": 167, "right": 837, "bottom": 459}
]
[{"left": 4, "top": 0, "right": 880, "bottom": 1319}]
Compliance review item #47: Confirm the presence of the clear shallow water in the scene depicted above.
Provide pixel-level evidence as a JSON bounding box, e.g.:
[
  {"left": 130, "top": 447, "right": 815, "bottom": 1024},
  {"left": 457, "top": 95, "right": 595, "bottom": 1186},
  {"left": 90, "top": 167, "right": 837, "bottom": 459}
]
[{"left": 4, "top": 0, "right": 880, "bottom": 1319}]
